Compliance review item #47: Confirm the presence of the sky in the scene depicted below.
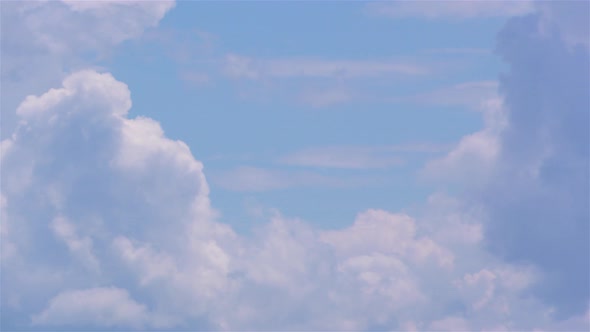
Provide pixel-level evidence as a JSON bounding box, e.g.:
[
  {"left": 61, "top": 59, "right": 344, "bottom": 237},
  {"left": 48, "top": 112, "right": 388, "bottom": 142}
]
[{"left": 0, "top": 1, "right": 588, "bottom": 331}]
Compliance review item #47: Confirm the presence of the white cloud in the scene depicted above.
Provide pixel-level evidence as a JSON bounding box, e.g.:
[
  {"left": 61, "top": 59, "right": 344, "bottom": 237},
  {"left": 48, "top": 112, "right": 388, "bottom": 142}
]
[
  {"left": 429, "top": 316, "right": 470, "bottom": 331},
  {"left": 209, "top": 166, "right": 382, "bottom": 191},
  {"left": 321, "top": 209, "right": 454, "bottom": 269},
  {"left": 367, "top": 0, "right": 534, "bottom": 19},
  {"left": 421, "top": 98, "right": 507, "bottom": 184},
  {"left": 31, "top": 287, "right": 172, "bottom": 329},
  {"left": 279, "top": 144, "right": 446, "bottom": 169},
  {"left": 299, "top": 88, "right": 353, "bottom": 108},
  {"left": 1, "top": 0, "right": 175, "bottom": 138},
  {"left": 1, "top": 69, "right": 586, "bottom": 331},
  {"left": 223, "top": 54, "right": 428, "bottom": 80},
  {"left": 279, "top": 146, "right": 403, "bottom": 169},
  {"left": 51, "top": 216, "right": 99, "bottom": 271},
  {"left": 398, "top": 80, "right": 500, "bottom": 111},
  {"left": 535, "top": 1, "right": 590, "bottom": 50}
]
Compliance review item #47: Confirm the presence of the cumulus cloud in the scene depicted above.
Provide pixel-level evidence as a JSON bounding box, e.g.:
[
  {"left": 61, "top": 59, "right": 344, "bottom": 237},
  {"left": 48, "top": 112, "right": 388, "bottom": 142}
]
[
  {"left": 2, "top": 69, "right": 586, "bottom": 331},
  {"left": 424, "top": 2, "right": 589, "bottom": 319},
  {"left": 421, "top": 99, "right": 507, "bottom": 184},
  {"left": 482, "top": 9, "right": 589, "bottom": 317},
  {"left": 31, "top": 287, "right": 171, "bottom": 329},
  {"left": 0, "top": 0, "right": 175, "bottom": 137}
]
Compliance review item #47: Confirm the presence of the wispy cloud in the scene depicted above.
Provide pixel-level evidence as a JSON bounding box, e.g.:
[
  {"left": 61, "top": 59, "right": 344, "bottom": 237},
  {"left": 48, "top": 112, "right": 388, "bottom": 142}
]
[
  {"left": 279, "top": 143, "right": 448, "bottom": 169},
  {"left": 393, "top": 80, "right": 499, "bottom": 111},
  {"left": 209, "top": 166, "right": 383, "bottom": 191},
  {"left": 421, "top": 48, "right": 491, "bottom": 55},
  {"left": 298, "top": 88, "right": 353, "bottom": 108},
  {"left": 366, "top": 0, "right": 534, "bottom": 19},
  {"left": 223, "top": 54, "right": 428, "bottom": 80}
]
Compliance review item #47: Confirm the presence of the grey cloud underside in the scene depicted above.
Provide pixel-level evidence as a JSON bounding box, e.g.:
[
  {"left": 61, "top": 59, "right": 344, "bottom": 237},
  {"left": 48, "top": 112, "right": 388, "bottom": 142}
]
[{"left": 480, "top": 12, "right": 590, "bottom": 317}]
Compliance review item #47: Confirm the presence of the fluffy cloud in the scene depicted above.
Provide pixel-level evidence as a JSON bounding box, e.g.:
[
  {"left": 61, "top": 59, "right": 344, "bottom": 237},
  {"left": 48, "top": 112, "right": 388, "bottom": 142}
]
[
  {"left": 421, "top": 98, "right": 507, "bottom": 184},
  {"left": 482, "top": 9, "right": 589, "bottom": 317},
  {"left": 1, "top": 0, "right": 175, "bottom": 137},
  {"left": 31, "top": 287, "right": 173, "bottom": 329},
  {"left": 425, "top": 2, "right": 589, "bottom": 319},
  {"left": 2, "top": 70, "right": 586, "bottom": 331}
]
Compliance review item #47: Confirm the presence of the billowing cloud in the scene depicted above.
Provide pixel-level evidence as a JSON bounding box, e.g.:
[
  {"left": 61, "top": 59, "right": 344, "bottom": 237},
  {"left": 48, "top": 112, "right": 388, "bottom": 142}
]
[
  {"left": 424, "top": 2, "right": 590, "bottom": 319},
  {"left": 482, "top": 9, "right": 590, "bottom": 317},
  {"left": 1, "top": 69, "right": 586, "bottom": 331},
  {"left": 1, "top": 0, "right": 175, "bottom": 137},
  {"left": 31, "top": 287, "right": 175, "bottom": 329},
  {"left": 421, "top": 99, "right": 507, "bottom": 184}
]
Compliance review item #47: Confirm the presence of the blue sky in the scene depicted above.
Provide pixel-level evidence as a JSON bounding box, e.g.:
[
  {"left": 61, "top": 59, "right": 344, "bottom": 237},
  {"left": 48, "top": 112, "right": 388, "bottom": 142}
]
[
  {"left": 1, "top": 1, "right": 589, "bottom": 331},
  {"left": 106, "top": 1, "right": 505, "bottom": 229}
]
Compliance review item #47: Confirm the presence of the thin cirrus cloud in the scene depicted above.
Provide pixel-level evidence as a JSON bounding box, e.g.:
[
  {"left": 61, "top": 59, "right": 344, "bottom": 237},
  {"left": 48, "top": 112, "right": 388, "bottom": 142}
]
[
  {"left": 223, "top": 54, "right": 429, "bottom": 80},
  {"left": 209, "top": 166, "right": 385, "bottom": 192},
  {"left": 366, "top": 0, "right": 535, "bottom": 19},
  {"left": 393, "top": 80, "right": 500, "bottom": 111},
  {"left": 278, "top": 144, "right": 447, "bottom": 169}
]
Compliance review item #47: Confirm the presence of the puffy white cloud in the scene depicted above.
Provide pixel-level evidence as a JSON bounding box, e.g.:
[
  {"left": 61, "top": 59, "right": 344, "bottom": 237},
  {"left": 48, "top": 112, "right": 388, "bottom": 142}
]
[
  {"left": 1, "top": 0, "right": 175, "bottom": 138},
  {"left": 2, "top": 69, "right": 587, "bottom": 331},
  {"left": 31, "top": 287, "right": 173, "bottom": 329},
  {"left": 421, "top": 99, "right": 507, "bottom": 184},
  {"left": 51, "top": 216, "right": 100, "bottom": 271}
]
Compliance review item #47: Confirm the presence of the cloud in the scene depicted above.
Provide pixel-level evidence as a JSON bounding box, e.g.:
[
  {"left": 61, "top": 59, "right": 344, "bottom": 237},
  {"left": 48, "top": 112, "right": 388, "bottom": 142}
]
[
  {"left": 31, "top": 287, "right": 174, "bottom": 329},
  {"left": 50, "top": 216, "right": 100, "bottom": 272},
  {"left": 1, "top": 0, "right": 175, "bottom": 138},
  {"left": 421, "top": 99, "right": 507, "bottom": 184},
  {"left": 279, "top": 144, "right": 445, "bottom": 169},
  {"left": 424, "top": 3, "right": 590, "bottom": 318},
  {"left": 209, "top": 166, "right": 382, "bottom": 191},
  {"left": 3, "top": 69, "right": 583, "bottom": 330},
  {"left": 367, "top": 0, "right": 534, "bottom": 19},
  {"left": 223, "top": 54, "right": 428, "bottom": 80},
  {"left": 298, "top": 88, "right": 353, "bottom": 108},
  {"left": 482, "top": 9, "right": 590, "bottom": 317},
  {"left": 398, "top": 80, "right": 500, "bottom": 111},
  {"left": 535, "top": 1, "right": 590, "bottom": 50},
  {"left": 279, "top": 146, "right": 403, "bottom": 169}
]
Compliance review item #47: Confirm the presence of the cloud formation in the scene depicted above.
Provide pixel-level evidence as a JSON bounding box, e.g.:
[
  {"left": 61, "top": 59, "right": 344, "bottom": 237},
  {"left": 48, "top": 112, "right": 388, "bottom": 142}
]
[
  {"left": 423, "top": 2, "right": 589, "bottom": 318},
  {"left": 1, "top": 69, "right": 587, "bottom": 331},
  {"left": 1, "top": 0, "right": 175, "bottom": 137},
  {"left": 367, "top": 0, "right": 534, "bottom": 19},
  {"left": 1, "top": 1, "right": 588, "bottom": 330}
]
